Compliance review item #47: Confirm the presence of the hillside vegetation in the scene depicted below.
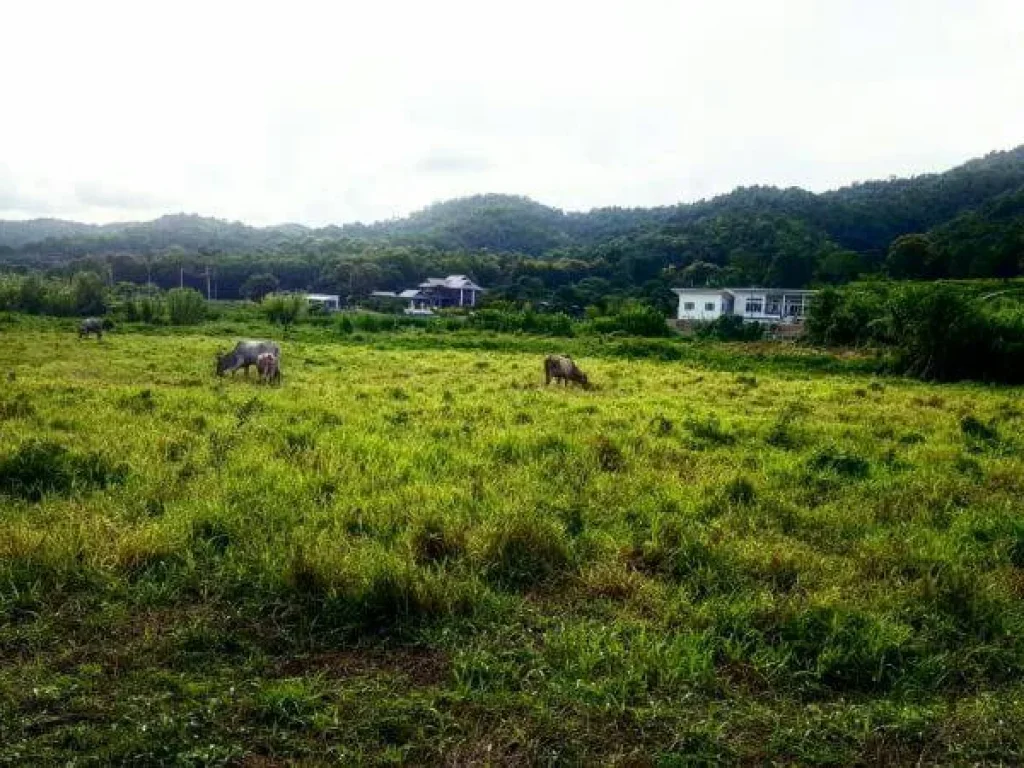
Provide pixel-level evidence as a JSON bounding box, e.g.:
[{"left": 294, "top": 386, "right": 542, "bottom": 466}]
[
  {"left": 2, "top": 327, "right": 1024, "bottom": 763},
  {"left": 2, "top": 147, "right": 1023, "bottom": 309}
]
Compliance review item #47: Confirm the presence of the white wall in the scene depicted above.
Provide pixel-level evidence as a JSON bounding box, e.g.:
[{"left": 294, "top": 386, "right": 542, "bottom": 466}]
[{"left": 675, "top": 292, "right": 726, "bottom": 320}]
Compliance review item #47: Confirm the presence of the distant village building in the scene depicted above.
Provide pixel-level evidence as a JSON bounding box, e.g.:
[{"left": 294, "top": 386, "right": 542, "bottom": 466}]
[
  {"left": 417, "top": 275, "right": 485, "bottom": 308},
  {"left": 305, "top": 293, "right": 341, "bottom": 312},
  {"left": 371, "top": 275, "right": 485, "bottom": 315},
  {"left": 672, "top": 287, "right": 815, "bottom": 323}
]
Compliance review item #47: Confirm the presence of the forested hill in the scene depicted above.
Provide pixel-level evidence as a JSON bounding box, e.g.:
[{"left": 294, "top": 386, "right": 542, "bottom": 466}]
[
  {"left": 0, "top": 218, "right": 109, "bottom": 248},
  {"left": 2, "top": 145, "right": 1023, "bottom": 304}
]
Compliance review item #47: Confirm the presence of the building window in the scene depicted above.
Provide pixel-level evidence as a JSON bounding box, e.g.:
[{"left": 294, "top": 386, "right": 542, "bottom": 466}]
[
  {"left": 704, "top": 302, "right": 715, "bottom": 311},
  {"left": 766, "top": 295, "right": 782, "bottom": 315},
  {"left": 683, "top": 302, "right": 695, "bottom": 311},
  {"left": 745, "top": 297, "right": 763, "bottom": 314}
]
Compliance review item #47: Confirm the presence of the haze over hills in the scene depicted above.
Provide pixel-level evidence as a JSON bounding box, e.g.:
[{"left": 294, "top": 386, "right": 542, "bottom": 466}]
[{"left": 1, "top": 145, "right": 1023, "bottom": 303}]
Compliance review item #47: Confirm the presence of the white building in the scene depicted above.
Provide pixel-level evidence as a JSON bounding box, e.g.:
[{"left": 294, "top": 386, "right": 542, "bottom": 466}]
[
  {"left": 672, "top": 287, "right": 815, "bottom": 323},
  {"left": 417, "top": 275, "right": 485, "bottom": 308},
  {"left": 305, "top": 293, "right": 341, "bottom": 312}
]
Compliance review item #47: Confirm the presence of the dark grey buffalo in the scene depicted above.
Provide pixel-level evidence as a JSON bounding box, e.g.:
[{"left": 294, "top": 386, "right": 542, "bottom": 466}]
[
  {"left": 216, "top": 340, "right": 281, "bottom": 377},
  {"left": 544, "top": 354, "right": 591, "bottom": 389},
  {"left": 79, "top": 318, "right": 104, "bottom": 340}
]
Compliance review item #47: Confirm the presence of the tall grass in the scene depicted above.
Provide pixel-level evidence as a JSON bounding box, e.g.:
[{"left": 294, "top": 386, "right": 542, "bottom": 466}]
[{"left": 1, "top": 326, "right": 1023, "bottom": 763}]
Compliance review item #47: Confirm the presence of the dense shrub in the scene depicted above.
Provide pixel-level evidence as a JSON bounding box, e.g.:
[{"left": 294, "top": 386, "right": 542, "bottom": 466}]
[
  {"left": 807, "top": 281, "right": 1024, "bottom": 383},
  {"left": 586, "top": 304, "right": 670, "bottom": 337},
  {"left": 262, "top": 293, "right": 306, "bottom": 326},
  {"left": 115, "top": 295, "right": 164, "bottom": 323},
  {"left": 71, "top": 272, "right": 108, "bottom": 316},
  {"left": 0, "top": 272, "right": 109, "bottom": 317},
  {"left": 887, "top": 284, "right": 1024, "bottom": 382},
  {"left": 240, "top": 273, "right": 280, "bottom": 302},
  {"left": 137, "top": 296, "right": 164, "bottom": 323},
  {"left": 806, "top": 286, "right": 888, "bottom": 346},
  {"left": 694, "top": 314, "right": 764, "bottom": 342},
  {"left": 165, "top": 288, "right": 207, "bottom": 325},
  {"left": 468, "top": 308, "right": 575, "bottom": 336},
  {"left": 17, "top": 275, "right": 46, "bottom": 314}
]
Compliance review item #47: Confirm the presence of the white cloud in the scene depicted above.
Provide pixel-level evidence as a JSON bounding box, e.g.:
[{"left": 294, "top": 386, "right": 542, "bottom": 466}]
[{"left": 0, "top": 0, "right": 1021, "bottom": 225}]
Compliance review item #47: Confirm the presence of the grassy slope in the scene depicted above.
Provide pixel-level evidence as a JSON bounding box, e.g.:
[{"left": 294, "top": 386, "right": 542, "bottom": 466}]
[{"left": 1, "top": 328, "right": 1024, "bottom": 764}]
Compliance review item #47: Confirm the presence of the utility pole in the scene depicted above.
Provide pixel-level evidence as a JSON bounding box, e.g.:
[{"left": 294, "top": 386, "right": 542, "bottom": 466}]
[
  {"left": 179, "top": 267, "right": 184, "bottom": 289},
  {"left": 204, "top": 265, "right": 212, "bottom": 300}
]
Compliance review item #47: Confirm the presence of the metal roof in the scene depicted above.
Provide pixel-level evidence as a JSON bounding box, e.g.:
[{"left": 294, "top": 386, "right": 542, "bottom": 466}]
[
  {"left": 418, "top": 275, "right": 484, "bottom": 291},
  {"left": 673, "top": 287, "right": 816, "bottom": 295}
]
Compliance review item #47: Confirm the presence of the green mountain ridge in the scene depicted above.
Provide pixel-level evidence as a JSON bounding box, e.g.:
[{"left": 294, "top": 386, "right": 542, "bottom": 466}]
[
  {"left": 2, "top": 146, "right": 1023, "bottom": 303},
  {"left": 3, "top": 146, "right": 1022, "bottom": 256}
]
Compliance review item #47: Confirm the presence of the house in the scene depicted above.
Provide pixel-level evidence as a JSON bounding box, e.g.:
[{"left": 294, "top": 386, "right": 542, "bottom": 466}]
[
  {"left": 305, "top": 293, "right": 341, "bottom": 312},
  {"left": 417, "top": 275, "right": 485, "bottom": 308},
  {"left": 371, "top": 275, "right": 485, "bottom": 313},
  {"left": 672, "top": 287, "right": 815, "bottom": 323}
]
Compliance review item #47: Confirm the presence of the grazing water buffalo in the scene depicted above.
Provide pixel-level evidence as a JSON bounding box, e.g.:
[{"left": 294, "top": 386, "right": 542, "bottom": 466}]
[
  {"left": 256, "top": 352, "right": 280, "bottom": 385},
  {"left": 79, "top": 318, "right": 104, "bottom": 340},
  {"left": 216, "top": 340, "right": 281, "bottom": 377},
  {"left": 544, "top": 354, "right": 591, "bottom": 389}
]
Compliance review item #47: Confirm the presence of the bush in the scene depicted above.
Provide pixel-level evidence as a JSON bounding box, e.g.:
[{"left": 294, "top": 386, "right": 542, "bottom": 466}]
[
  {"left": 71, "top": 272, "right": 108, "bottom": 316},
  {"left": 806, "top": 286, "right": 887, "bottom": 346},
  {"left": 239, "top": 273, "right": 280, "bottom": 302},
  {"left": 0, "top": 273, "right": 111, "bottom": 317},
  {"left": 694, "top": 314, "right": 763, "bottom": 342},
  {"left": 115, "top": 294, "right": 164, "bottom": 324},
  {"left": 586, "top": 304, "right": 670, "bottom": 337},
  {"left": 0, "top": 276, "right": 20, "bottom": 311},
  {"left": 468, "top": 308, "right": 575, "bottom": 336},
  {"left": 18, "top": 276, "right": 46, "bottom": 314},
  {"left": 885, "top": 284, "right": 989, "bottom": 381},
  {"left": 263, "top": 293, "right": 306, "bottom": 326},
  {"left": 165, "top": 288, "right": 206, "bottom": 325},
  {"left": 43, "top": 285, "right": 76, "bottom": 317},
  {"left": 807, "top": 281, "right": 1024, "bottom": 383},
  {"left": 137, "top": 296, "right": 164, "bottom": 324}
]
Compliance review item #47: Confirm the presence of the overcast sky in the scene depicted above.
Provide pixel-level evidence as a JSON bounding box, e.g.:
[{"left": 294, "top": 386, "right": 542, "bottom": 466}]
[{"left": 1, "top": 0, "right": 1021, "bottom": 226}]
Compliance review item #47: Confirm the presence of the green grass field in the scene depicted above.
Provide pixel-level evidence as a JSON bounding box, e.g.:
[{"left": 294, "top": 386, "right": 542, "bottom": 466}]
[{"left": 2, "top": 325, "right": 1024, "bottom": 765}]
